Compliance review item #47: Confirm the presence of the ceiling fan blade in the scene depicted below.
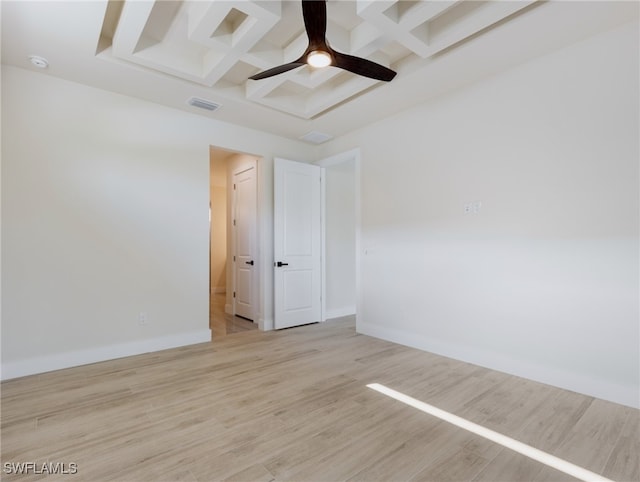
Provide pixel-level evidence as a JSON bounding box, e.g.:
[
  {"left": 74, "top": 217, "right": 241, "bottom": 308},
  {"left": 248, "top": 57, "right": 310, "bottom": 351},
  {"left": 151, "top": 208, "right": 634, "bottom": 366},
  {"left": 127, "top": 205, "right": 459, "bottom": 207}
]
[
  {"left": 332, "top": 51, "right": 396, "bottom": 82},
  {"left": 302, "top": 0, "right": 327, "bottom": 47},
  {"left": 249, "top": 61, "right": 305, "bottom": 80}
]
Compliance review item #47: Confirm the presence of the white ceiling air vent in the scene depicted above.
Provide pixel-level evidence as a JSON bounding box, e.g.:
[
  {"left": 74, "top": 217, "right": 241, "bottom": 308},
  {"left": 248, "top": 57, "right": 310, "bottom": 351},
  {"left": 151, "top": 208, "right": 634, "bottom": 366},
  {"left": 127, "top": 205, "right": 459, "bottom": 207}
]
[
  {"left": 187, "top": 97, "right": 220, "bottom": 112},
  {"left": 300, "top": 131, "right": 333, "bottom": 144}
]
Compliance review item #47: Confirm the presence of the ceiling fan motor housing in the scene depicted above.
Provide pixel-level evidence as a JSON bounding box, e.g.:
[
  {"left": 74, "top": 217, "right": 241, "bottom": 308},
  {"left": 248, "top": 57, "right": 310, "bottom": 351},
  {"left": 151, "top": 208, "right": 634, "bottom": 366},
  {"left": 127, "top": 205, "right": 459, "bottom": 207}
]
[{"left": 249, "top": 0, "right": 396, "bottom": 82}]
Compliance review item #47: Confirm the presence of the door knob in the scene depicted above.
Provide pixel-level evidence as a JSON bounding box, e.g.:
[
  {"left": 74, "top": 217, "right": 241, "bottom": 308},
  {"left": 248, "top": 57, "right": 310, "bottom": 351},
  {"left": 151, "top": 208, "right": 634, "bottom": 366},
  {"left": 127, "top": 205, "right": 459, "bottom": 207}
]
[
  {"left": 276, "top": 261, "right": 289, "bottom": 267},
  {"left": 245, "top": 260, "right": 254, "bottom": 265}
]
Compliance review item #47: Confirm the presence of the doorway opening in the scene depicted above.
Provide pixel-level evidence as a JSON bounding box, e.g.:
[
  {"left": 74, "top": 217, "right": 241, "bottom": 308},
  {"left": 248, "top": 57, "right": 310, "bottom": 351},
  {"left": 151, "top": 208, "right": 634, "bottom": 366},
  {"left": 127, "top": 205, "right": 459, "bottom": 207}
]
[
  {"left": 316, "top": 149, "right": 359, "bottom": 324},
  {"left": 209, "top": 146, "right": 260, "bottom": 338}
]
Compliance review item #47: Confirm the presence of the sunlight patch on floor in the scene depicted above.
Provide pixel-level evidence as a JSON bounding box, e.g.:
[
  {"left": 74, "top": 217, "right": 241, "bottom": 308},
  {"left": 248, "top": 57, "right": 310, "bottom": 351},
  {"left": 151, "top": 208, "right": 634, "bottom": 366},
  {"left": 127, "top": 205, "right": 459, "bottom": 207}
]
[{"left": 366, "top": 383, "right": 613, "bottom": 482}]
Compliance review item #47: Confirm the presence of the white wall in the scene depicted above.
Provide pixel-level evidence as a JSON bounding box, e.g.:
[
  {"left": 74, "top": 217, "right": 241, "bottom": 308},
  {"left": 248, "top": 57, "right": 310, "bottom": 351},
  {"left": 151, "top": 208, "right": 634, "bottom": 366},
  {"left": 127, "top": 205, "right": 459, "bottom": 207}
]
[
  {"left": 324, "top": 160, "right": 356, "bottom": 319},
  {"left": 1, "top": 66, "right": 311, "bottom": 378},
  {"left": 209, "top": 148, "right": 228, "bottom": 296},
  {"left": 319, "top": 22, "right": 640, "bottom": 408},
  {"left": 210, "top": 185, "right": 227, "bottom": 294}
]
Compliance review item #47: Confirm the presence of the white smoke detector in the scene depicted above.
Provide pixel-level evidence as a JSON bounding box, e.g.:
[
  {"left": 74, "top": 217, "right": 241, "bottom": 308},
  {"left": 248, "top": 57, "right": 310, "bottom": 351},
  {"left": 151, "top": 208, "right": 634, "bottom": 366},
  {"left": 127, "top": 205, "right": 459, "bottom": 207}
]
[{"left": 29, "top": 55, "right": 49, "bottom": 69}]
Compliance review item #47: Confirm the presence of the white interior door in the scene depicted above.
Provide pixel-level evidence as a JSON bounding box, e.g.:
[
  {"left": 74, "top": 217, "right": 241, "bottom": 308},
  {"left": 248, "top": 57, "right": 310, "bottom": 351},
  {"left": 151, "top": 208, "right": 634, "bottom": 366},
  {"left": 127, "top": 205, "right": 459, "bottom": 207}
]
[
  {"left": 233, "top": 165, "right": 257, "bottom": 321},
  {"left": 274, "top": 158, "right": 323, "bottom": 329}
]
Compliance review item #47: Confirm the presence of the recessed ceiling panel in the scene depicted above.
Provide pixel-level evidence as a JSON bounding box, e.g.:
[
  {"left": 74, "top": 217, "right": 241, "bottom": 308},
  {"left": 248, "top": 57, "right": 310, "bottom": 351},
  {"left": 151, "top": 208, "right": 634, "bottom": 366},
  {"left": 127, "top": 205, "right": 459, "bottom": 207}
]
[{"left": 102, "top": 0, "right": 539, "bottom": 119}]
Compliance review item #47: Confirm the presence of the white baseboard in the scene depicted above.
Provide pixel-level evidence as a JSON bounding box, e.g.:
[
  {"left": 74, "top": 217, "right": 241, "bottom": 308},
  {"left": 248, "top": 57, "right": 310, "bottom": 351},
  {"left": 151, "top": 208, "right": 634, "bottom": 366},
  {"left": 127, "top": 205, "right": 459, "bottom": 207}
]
[
  {"left": 357, "top": 321, "right": 640, "bottom": 409},
  {"left": 0, "top": 330, "right": 211, "bottom": 381},
  {"left": 325, "top": 306, "right": 356, "bottom": 320},
  {"left": 259, "top": 316, "right": 273, "bottom": 331}
]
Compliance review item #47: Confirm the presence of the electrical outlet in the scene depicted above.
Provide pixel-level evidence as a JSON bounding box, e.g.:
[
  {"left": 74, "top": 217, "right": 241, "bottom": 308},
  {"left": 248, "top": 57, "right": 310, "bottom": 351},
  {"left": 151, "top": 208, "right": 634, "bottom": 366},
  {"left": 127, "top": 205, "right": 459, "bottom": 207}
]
[
  {"left": 138, "top": 312, "right": 148, "bottom": 326},
  {"left": 464, "top": 201, "right": 482, "bottom": 214}
]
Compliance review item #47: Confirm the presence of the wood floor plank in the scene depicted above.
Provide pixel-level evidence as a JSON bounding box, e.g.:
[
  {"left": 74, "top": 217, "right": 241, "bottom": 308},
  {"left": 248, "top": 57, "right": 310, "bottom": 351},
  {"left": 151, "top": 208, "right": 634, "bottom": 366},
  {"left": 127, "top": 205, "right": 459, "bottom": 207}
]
[
  {"left": 552, "top": 398, "right": 632, "bottom": 475},
  {"left": 2, "top": 317, "right": 637, "bottom": 482},
  {"left": 471, "top": 448, "right": 548, "bottom": 482},
  {"left": 285, "top": 411, "right": 428, "bottom": 481},
  {"left": 409, "top": 444, "right": 491, "bottom": 482},
  {"left": 458, "top": 376, "right": 558, "bottom": 435},
  {"left": 263, "top": 397, "right": 417, "bottom": 480},
  {"left": 222, "top": 464, "right": 275, "bottom": 482},
  {"left": 515, "top": 389, "right": 594, "bottom": 453},
  {"left": 602, "top": 409, "right": 640, "bottom": 482}
]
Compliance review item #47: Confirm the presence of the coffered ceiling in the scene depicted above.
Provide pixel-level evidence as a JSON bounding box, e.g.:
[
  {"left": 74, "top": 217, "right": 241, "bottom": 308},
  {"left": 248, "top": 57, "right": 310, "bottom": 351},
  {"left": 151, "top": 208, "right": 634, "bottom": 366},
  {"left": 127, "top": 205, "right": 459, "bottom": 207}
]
[
  {"left": 1, "top": 1, "right": 637, "bottom": 142},
  {"left": 103, "top": 0, "right": 535, "bottom": 119}
]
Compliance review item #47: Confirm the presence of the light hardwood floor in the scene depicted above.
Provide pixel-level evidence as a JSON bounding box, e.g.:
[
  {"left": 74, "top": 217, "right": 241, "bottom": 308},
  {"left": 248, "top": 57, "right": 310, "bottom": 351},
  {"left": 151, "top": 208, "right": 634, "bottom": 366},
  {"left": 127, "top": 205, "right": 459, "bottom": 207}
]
[
  {"left": 1, "top": 318, "right": 638, "bottom": 482},
  {"left": 210, "top": 292, "right": 258, "bottom": 339}
]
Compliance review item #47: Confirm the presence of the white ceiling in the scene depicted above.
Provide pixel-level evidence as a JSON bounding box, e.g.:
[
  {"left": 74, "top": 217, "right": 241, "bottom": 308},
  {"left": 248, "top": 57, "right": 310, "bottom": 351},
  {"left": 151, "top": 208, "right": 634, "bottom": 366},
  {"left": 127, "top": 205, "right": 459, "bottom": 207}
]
[{"left": 1, "top": 1, "right": 637, "bottom": 143}]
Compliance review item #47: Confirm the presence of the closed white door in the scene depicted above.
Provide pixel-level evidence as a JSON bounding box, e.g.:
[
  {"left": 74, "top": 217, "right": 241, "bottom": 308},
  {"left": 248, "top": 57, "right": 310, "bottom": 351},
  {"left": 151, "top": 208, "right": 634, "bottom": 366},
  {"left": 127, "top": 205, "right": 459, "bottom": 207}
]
[
  {"left": 274, "top": 158, "right": 323, "bottom": 329},
  {"left": 233, "top": 166, "right": 257, "bottom": 321}
]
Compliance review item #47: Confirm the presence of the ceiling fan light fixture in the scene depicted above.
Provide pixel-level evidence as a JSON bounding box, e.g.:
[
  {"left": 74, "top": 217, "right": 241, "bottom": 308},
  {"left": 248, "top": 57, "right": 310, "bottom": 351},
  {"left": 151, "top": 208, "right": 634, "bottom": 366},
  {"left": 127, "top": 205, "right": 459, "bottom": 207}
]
[
  {"left": 248, "top": 0, "right": 396, "bottom": 82},
  {"left": 307, "top": 50, "right": 332, "bottom": 68}
]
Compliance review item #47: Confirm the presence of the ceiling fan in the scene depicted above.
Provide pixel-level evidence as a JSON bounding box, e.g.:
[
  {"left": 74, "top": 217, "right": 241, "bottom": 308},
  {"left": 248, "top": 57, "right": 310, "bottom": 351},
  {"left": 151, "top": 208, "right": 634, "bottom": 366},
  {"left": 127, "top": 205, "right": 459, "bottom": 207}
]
[{"left": 249, "top": 0, "right": 397, "bottom": 82}]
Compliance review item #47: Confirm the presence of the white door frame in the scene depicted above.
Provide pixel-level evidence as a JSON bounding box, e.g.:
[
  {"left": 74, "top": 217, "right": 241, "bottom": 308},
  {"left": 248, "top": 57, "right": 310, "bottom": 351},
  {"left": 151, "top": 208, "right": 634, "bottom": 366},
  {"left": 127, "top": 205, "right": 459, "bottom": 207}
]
[
  {"left": 220, "top": 148, "right": 360, "bottom": 332},
  {"left": 313, "top": 148, "right": 361, "bottom": 322}
]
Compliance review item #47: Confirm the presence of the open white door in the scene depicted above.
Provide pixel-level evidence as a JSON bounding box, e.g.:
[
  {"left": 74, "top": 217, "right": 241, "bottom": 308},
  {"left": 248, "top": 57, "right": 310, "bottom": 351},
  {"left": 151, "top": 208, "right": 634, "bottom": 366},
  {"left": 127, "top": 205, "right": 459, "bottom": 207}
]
[{"left": 274, "top": 158, "right": 323, "bottom": 329}]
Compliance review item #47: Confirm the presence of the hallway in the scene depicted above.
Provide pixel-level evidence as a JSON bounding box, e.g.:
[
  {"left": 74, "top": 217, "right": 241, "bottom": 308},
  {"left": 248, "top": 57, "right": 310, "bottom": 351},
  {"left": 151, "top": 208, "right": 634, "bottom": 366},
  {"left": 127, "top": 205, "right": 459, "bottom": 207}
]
[{"left": 209, "top": 292, "right": 257, "bottom": 339}]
